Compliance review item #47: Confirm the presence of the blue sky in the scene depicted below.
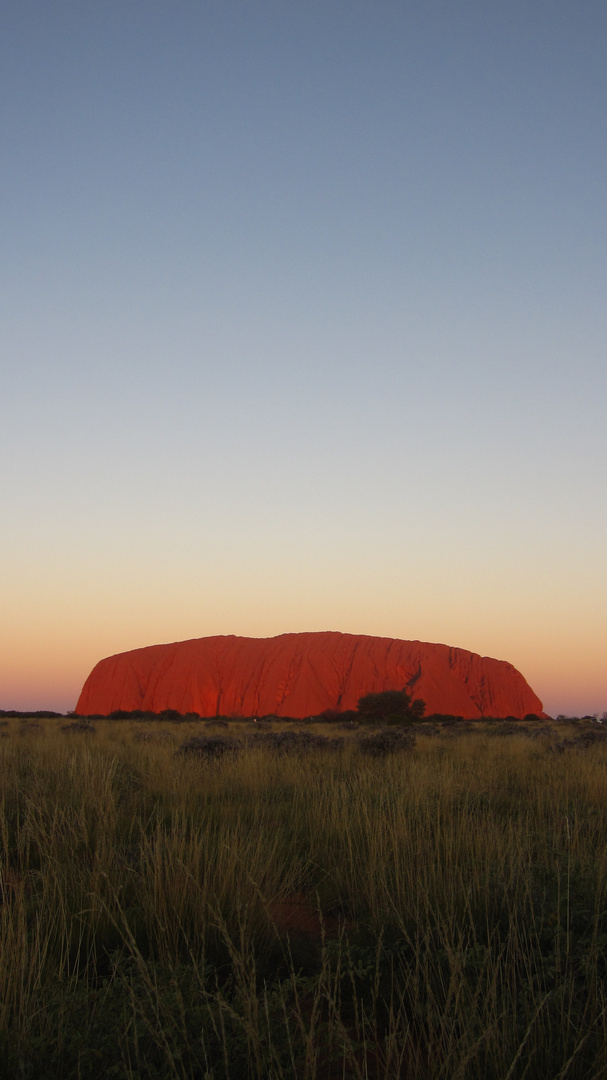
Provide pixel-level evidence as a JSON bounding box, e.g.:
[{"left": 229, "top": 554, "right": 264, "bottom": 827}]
[{"left": 1, "top": 1, "right": 606, "bottom": 715}]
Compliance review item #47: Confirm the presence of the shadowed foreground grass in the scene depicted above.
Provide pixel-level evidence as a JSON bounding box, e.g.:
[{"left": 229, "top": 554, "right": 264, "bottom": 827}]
[{"left": 1, "top": 717, "right": 607, "bottom": 1078}]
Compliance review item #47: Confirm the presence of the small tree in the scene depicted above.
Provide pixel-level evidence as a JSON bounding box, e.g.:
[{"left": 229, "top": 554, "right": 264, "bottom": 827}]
[{"left": 357, "top": 688, "right": 425, "bottom": 726}]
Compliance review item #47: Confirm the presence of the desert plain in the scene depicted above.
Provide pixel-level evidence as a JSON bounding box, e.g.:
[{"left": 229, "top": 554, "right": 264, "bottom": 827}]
[{"left": 2, "top": 711, "right": 607, "bottom": 1079}]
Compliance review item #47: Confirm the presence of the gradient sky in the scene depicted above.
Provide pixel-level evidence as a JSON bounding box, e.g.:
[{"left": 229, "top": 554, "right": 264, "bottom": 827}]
[{"left": 1, "top": 1, "right": 605, "bottom": 717}]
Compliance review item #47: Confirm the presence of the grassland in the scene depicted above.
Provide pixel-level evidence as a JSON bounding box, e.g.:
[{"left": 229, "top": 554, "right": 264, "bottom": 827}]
[{"left": 1, "top": 715, "right": 607, "bottom": 1078}]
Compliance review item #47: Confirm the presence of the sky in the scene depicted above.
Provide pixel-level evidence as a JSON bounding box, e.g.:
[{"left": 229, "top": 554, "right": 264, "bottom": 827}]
[{"left": 1, "top": 1, "right": 605, "bottom": 717}]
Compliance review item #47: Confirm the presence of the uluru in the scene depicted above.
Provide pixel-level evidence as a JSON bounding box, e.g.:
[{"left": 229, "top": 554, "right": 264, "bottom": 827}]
[{"left": 75, "top": 632, "right": 545, "bottom": 720}]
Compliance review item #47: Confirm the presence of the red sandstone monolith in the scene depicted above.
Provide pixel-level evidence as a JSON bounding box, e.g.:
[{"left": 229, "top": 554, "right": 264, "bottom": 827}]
[{"left": 75, "top": 632, "right": 544, "bottom": 719}]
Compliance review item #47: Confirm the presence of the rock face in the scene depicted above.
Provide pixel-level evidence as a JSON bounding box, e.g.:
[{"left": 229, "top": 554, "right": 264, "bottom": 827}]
[{"left": 75, "top": 632, "right": 545, "bottom": 719}]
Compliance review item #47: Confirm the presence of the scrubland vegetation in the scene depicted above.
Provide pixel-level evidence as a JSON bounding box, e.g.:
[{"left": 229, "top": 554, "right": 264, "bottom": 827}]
[{"left": 2, "top": 715, "right": 607, "bottom": 1078}]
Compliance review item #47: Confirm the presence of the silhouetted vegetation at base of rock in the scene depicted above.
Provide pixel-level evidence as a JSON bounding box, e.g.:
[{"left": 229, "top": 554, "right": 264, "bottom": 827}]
[
  {"left": 0, "top": 710, "right": 63, "bottom": 719},
  {"left": 0, "top": 706, "right": 564, "bottom": 731},
  {"left": 339, "top": 709, "right": 360, "bottom": 723},
  {"left": 357, "top": 688, "right": 426, "bottom": 725},
  {"left": 160, "top": 708, "right": 190, "bottom": 722},
  {"left": 69, "top": 707, "right": 545, "bottom": 726},
  {"left": 112, "top": 708, "right": 160, "bottom": 720},
  {"left": 257, "top": 714, "right": 299, "bottom": 724},
  {"left": 316, "top": 707, "right": 344, "bottom": 722},
  {"left": 102, "top": 708, "right": 203, "bottom": 722}
]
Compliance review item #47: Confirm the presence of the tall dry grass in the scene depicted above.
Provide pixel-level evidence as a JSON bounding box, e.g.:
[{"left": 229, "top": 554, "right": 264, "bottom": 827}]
[{"left": 1, "top": 718, "right": 607, "bottom": 1078}]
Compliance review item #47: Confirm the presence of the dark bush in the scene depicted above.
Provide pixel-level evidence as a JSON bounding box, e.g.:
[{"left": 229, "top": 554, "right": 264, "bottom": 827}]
[
  {"left": 107, "top": 709, "right": 159, "bottom": 720},
  {"left": 357, "top": 727, "right": 416, "bottom": 756},
  {"left": 357, "top": 689, "right": 425, "bottom": 725},
  {"left": 61, "top": 721, "right": 96, "bottom": 735},
  {"left": 134, "top": 729, "right": 175, "bottom": 743},
  {"left": 0, "top": 710, "right": 62, "bottom": 719},
  {"left": 336, "top": 709, "right": 359, "bottom": 724},
  {"left": 247, "top": 730, "right": 340, "bottom": 754},
  {"left": 160, "top": 709, "right": 185, "bottom": 723},
  {"left": 314, "top": 708, "right": 359, "bottom": 723},
  {"left": 178, "top": 735, "right": 239, "bottom": 759},
  {"left": 316, "top": 708, "right": 342, "bottom": 722},
  {"left": 562, "top": 730, "right": 607, "bottom": 750}
]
